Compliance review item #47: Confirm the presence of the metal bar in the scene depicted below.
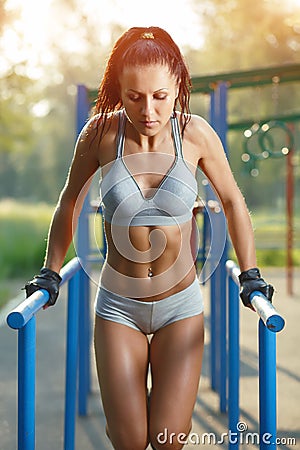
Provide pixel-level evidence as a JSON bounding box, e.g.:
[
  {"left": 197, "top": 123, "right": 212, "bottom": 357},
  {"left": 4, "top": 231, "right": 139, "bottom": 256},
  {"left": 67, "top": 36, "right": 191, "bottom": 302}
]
[
  {"left": 18, "top": 317, "right": 36, "bottom": 450},
  {"left": 259, "top": 319, "right": 277, "bottom": 449},
  {"left": 219, "top": 261, "right": 227, "bottom": 413},
  {"left": 210, "top": 270, "right": 217, "bottom": 391},
  {"left": 60, "top": 257, "right": 82, "bottom": 284},
  {"left": 64, "top": 271, "right": 80, "bottom": 450},
  {"left": 200, "top": 207, "right": 208, "bottom": 278},
  {"left": 191, "top": 63, "right": 300, "bottom": 93},
  {"left": 6, "top": 257, "right": 82, "bottom": 450},
  {"left": 217, "top": 82, "right": 228, "bottom": 156},
  {"left": 226, "top": 260, "right": 285, "bottom": 449},
  {"left": 226, "top": 261, "right": 285, "bottom": 332},
  {"left": 250, "top": 292, "right": 285, "bottom": 333},
  {"left": 228, "top": 275, "right": 240, "bottom": 450},
  {"left": 209, "top": 89, "right": 217, "bottom": 392},
  {"left": 228, "top": 113, "right": 300, "bottom": 131},
  {"left": 78, "top": 270, "right": 90, "bottom": 416},
  {"left": 76, "top": 85, "right": 91, "bottom": 269},
  {"left": 215, "top": 266, "right": 221, "bottom": 397},
  {"left": 214, "top": 83, "right": 228, "bottom": 413},
  {"left": 76, "top": 84, "right": 92, "bottom": 414},
  {"left": 7, "top": 290, "right": 49, "bottom": 329},
  {"left": 76, "top": 84, "right": 89, "bottom": 135},
  {"left": 7, "top": 258, "right": 81, "bottom": 330}
]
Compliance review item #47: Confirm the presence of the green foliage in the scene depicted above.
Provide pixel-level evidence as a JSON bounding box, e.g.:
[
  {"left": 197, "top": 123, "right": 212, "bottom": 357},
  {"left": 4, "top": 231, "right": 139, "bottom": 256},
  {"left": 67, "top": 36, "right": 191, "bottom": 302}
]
[
  {"left": 188, "top": 0, "right": 300, "bottom": 73},
  {"left": 186, "top": 1, "right": 300, "bottom": 213},
  {"left": 228, "top": 208, "right": 300, "bottom": 266},
  {"left": 0, "top": 199, "right": 75, "bottom": 280}
]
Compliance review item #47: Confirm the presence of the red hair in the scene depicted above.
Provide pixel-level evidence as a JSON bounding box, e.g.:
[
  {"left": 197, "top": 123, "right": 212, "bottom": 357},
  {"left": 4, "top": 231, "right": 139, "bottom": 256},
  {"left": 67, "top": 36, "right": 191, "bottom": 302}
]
[{"left": 92, "top": 27, "right": 191, "bottom": 137}]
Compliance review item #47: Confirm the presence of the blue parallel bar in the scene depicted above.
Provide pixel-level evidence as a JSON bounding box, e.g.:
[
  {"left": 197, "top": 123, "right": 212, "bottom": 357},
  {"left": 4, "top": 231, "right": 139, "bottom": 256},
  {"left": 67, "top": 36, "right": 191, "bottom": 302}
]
[
  {"left": 78, "top": 269, "right": 90, "bottom": 416},
  {"left": 76, "top": 84, "right": 92, "bottom": 416},
  {"left": 64, "top": 270, "right": 80, "bottom": 450},
  {"left": 228, "top": 273, "right": 240, "bottom": 450},
  {"left": 215, "top": 82, "right": 228, "bottom": 414},
  {"left": 215, "top": 265, "right": 221, "bottom": 397},
  {"left": 209, "top": 89, "right": 217, "bottom": 393},
  {"left": 7, "top": 289, "right": 50, "bottom": 450},
  {"left": 199, "top": 207, "right": 208, "bottom": 276},
  {"left": 217, "top": 82, "right": 228, "bottom": 156},
  {"left": 7, "top": 257, "right": 82, "bottom": 450},
  {"left": 259, "top": 320, "right": 277, "bottom": 449},
  {"left": 226, "top": 260, "right": 285, "bottom": 450},
  {"left": 210, "top": 270, "right": 217, "bottom": 391},
  {"left": 76, "top": 84, "right": 89, "bottom": 135},
  {"left": 7, "top": 289, "right": 49, "bottom": 329},
  {"left": 208, "top": 82, "right": 228, "bottom": 411},
  {"left": 219, "top": 254, "right": 228, "bottom": 413},
  {"left": 250, "top": 291, "right": 285, "bottom": 332},
  {"left": 18, "top": 316, "right": 36, "bottom": 450}
]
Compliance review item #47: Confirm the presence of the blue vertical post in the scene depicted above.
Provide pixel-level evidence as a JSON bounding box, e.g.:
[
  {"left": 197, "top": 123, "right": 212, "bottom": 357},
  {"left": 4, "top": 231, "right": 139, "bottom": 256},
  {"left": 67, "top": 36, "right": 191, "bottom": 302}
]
[
  {"left": 64, "top": 272, "right": 80, "bottom": 450},
  {"left": 78, "top": 269, "right": 90, "bottom": 416},
  {"left": 76, "top": 85, "right": 90, "bottom": 268},
  {"left": 76, "top": 85, "right": 91, "bottom": 416},
  {"left": 259, "top": 320, "right": 277, "bottom": 449},
  {"left": 209, "top": 82, "right": 229, "bottom": 412},
  {"left": 18, "top": 317, "right": 36, "bottom": 450},
  {"left": 219, "top": 255, "right": 227, "bottom": 413},
  {"left": 209, "top": 89, "right": 217, "bottom": 392},
  {"left": 228, "top": 276, "right": 240, "bottom": 450},
  {"left": 217, "top": 82, "right": 229, "bottom": 412}
]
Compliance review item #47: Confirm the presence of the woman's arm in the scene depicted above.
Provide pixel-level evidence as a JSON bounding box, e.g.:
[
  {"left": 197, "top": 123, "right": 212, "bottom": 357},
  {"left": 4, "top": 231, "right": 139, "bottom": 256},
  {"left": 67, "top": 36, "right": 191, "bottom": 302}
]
[
  {"left": 43, "top": 120, "right": 100, "bottom": 273},
  {"left": 195, "top": 117, "right": 256, "bottom": 272}
]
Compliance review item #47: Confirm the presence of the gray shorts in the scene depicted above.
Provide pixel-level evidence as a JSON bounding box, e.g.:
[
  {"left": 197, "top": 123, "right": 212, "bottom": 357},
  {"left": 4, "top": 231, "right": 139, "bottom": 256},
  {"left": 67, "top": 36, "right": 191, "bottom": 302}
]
[{"left": 94, "top": 277, "right": 204, "bottom": 334}]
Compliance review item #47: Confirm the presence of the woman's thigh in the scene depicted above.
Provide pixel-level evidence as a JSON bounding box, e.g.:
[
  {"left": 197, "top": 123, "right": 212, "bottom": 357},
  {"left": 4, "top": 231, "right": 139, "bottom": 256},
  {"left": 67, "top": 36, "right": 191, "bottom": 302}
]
[
  {"left": 149, "top": 313, "right": 204, "bottom": 449},
  {"left": 94, "top": 315, "right": 150, "bottom": 450}
]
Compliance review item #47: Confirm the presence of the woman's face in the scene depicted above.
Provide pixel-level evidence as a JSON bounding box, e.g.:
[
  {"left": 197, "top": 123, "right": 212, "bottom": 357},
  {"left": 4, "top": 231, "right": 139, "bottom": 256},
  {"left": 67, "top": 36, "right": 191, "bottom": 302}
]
[{"left": 119, "top": 64, "right": 178, "bottom": 137}]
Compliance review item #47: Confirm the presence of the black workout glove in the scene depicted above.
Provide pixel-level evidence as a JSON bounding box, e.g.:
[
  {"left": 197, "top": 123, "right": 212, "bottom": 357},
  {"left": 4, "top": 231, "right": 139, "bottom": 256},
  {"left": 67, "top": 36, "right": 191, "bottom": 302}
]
[
  {"left": 24, "top": 267, "right": 62, "bottom": 307},
  {"left": 238, "top": 267, "right": 274, "bottom": 308}
]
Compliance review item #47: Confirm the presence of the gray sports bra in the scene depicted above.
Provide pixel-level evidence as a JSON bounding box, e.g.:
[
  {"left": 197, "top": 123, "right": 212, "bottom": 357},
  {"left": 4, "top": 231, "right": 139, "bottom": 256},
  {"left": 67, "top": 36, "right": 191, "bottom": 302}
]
[{"left": 100, "top": 110, "right": 198, "bottom": 226}]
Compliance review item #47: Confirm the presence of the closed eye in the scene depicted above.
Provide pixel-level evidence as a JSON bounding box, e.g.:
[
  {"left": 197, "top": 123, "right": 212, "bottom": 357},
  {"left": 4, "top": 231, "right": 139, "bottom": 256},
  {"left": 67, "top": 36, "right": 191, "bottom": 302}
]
[
  {"left": 128, "top": 95, "right": 141, "bottom": 102},
  {"left": 154, "top": 94, "right": 167, "bottom": 100}
]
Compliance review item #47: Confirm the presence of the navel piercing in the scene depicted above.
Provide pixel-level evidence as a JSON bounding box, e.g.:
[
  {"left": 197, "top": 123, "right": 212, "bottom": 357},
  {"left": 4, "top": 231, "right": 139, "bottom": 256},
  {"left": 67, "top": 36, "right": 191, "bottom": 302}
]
[{"left": 148, "top": 267, "right": 153, "bottom": 278}]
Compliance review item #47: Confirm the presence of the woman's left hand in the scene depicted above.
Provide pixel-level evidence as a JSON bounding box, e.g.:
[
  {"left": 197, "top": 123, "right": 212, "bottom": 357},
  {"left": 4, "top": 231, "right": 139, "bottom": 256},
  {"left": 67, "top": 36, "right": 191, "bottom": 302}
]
[{"left": 238, "top": 267, "right": 274, "bottom": 309}]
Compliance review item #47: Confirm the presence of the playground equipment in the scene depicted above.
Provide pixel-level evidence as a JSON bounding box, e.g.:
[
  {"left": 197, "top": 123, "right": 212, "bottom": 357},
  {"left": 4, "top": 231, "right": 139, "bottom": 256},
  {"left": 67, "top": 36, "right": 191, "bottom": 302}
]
[
  {"left": 243, "top": 120, "right": 296, "bottom": 296},
  {"left": 6, "top": 257, "right": 285, "bottom": 450},
  {"left": 226, "top": 260, "right": 284, "bottom": 450},
  {"left": 6, "top": 63, "right": 299, "bottom": 449},
  {"left": 7, "top": 258, "right": 83, "bottom": 450},
  {"left": 192, "top": 63, "right": 299, "bottom": 298}
]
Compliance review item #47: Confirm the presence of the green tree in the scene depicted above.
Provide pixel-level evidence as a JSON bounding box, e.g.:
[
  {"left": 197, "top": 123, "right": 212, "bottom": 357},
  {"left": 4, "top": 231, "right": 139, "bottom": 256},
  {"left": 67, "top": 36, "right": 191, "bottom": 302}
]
[{"left": 187, "top": 0, "right": 300, "bottom": 210}]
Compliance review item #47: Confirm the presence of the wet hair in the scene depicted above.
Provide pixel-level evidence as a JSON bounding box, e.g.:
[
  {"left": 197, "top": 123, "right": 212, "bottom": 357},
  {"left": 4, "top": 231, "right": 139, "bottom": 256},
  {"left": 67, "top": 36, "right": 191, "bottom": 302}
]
[{"left": 92, "top": 26, "right": 192, "bottom": 138}]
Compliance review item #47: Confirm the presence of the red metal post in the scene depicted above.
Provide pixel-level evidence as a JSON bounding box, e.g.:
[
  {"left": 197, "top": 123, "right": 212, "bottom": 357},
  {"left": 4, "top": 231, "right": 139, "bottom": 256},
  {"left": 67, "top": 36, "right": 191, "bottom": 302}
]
[{"left": 286, "top": 124, "right": 295, "bottom": 296}]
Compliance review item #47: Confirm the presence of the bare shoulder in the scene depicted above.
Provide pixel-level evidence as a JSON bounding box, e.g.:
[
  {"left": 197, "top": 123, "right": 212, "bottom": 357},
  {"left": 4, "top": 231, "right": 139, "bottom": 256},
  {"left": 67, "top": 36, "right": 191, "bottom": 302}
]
[
  {"left": 185, "top": 114, "right": 216, "bottom": 141},
  {"left": 59, "top": 112, "right": 121, "bottom": 200},
  {"left": 182, "top": 114, "right": 220, "bottom": 159},
  {"left": 185, "top": 113, "right": 224, "bottom": 158},
  {"left": 75, "top": 112, "right": 120, "bottom": 166}
]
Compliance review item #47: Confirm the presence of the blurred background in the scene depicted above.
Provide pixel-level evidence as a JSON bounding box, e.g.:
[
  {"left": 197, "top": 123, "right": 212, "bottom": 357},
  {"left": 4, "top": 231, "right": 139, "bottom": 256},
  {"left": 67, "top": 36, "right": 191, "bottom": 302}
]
[{"left": 1, "top": 0, "right": 300, "bottom": 305}]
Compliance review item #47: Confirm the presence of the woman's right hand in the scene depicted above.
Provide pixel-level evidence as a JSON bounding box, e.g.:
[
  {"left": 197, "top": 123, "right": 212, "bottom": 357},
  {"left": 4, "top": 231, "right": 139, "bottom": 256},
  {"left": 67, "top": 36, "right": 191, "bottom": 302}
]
[{"left": 24, "top": 268, "right": 62, "bottom": 308}]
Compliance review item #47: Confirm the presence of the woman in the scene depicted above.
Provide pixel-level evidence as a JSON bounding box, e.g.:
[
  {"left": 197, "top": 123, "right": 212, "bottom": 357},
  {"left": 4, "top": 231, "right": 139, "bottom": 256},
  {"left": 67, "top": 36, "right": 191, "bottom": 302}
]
[{"left": 25, "top": 27, "right": 273, "bottom": 450}]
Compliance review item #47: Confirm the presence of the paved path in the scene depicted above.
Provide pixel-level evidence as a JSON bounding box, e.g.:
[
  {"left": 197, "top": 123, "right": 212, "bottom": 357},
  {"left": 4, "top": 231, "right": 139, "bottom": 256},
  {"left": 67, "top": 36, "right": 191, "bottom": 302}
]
[{"left": 0, "top": 268, "right": 299, "bottom": 449}]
